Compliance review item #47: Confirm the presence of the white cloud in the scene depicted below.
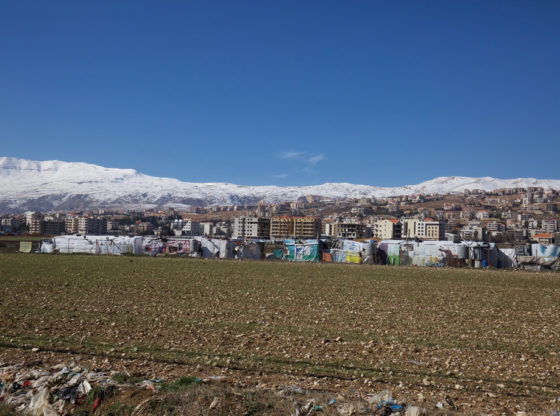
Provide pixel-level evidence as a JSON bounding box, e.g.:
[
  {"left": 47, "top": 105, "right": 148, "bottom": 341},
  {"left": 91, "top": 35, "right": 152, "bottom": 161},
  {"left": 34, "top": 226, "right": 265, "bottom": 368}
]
[
  {"left": 280, "top": 151, "right": 304, "bottom": 159},
  {"left": 307, "top": 153, "right": 325, "bottom": 165},
  {"left": 303, "top": 166, "right": 316, "bottom": 175},
  {"left": 272, "top": 173, "right": 288, "bottom": 178}
]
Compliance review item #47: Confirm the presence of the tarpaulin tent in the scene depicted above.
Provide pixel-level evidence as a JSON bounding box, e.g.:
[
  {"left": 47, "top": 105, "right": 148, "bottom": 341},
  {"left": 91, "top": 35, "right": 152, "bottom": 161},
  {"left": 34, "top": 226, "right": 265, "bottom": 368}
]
[
  {"left": 497, "top": 248, "right": 517, "bottom": 268},
  {"left": 143, "top": 238, "right": 199, "bottom": 256},
  {"left": 328, "top": 239, "right": 376, "bottom": 264},
  {"left": 233, "top": 242, "right": 263, "bottom": 260},
  {"left": 516, "top": 244, "right": 560, "bottom": 271},
  {"left": 377, "top": 240, "right": 403, "bottom": 265},
  {"left": 531, "top": 244, "right": 560, "bottom": 258},
  {"left": 284, "top": 239, "right": 320, "bottom": 262},
  {"left": 194, "top": 237, "right": 234, "bottom": 259},
  {"left": 52, "top": 235, "right": 144, "bottom": 255},
  {"left": 40, "top": 239, "right": 54, "bottom": 254}
]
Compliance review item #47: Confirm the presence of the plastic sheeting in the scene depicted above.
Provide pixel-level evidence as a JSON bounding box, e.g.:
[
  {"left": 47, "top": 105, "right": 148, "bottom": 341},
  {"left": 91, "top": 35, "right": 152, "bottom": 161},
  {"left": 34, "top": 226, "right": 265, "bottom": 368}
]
[
  {"left": 498, "top": 248, "right": 517, "bottom": 268},
  {"left": 19, "top": 241, "right": 33, "bottom": 253},
  {"left": 143, "top": 238, "right": 198, "bottom": 256},
  {"left": 233, "top": 242, "right": 263, "bottom": 260},
  {"left": 329, "top": 240, "right": 376, "bottom": 264},
  {"left": 284, "top": 239, "right": 320, "bottom": 262},
  {"left": 531, "top": 244, "right": 560, "bottom": 258},
  {"left": 52, "top": 235, "right": 144, "bottom": 255},
  {"left": 40, "top": 239, "right": 54, "bottom": 254},
  {"left": 378, "top": 240, "right": 498, "bottom": 267},
  {"left": 194, "top": 237, "right": 234, "bottom": 259},
  {"left": 518, "top": 255, "right": 560, "bottom": 271}
]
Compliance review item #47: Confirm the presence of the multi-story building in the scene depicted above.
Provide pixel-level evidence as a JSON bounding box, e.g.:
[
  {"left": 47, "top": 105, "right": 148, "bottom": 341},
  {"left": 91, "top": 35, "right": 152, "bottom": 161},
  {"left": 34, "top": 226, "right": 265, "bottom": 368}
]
[
  {"left": 402, "top": 219, "right": 419, "bottom": 239},
  {"left": 73, "top": 217, "right": 107, "bottom": 235},
  {"left": 29, "top": 220, "right": 65, "bottom": 235},
  {"left": 460, "top": 221, "right": 485, "bottom": 241},
  {"left": 270, "top": 216, "right": 321, "bottom": 240},
  {"left": 334, "top": 221, "right": 366, "bottom": 240},
  {"left": 373, "top": 219, "right": 401, "bottom": 240},
  {"left": 181, "top": 219, "right": 201, "bottom": 236},
  {"left": 232, "top": 217, "right": 271, "bottom": 240},
  {"left": 476, "top": 210, "right": 490, "bottom": 220},
  {"left": 486, "top": 221, "right": 505, "bottom": 233},
  {"left": 422, "top": 219, "right": 444, "bottom": 241},
  {"left": 403, "top": 218, "right": 444, "bottom": 241},
  {"left": 542, "top": 219, "right": 558, "bottom": 233},
  {"left": 78, "top": 217, "right": 93, "bottom": 234},
  {"left": 25, "top": 211, "right": 43, "bottom": 225},
  {"left": 1, "top": 217, "right": 19, "bottom": 233},
  {"left": 65, "top": 216, "right": 80, "bottom": 234}
]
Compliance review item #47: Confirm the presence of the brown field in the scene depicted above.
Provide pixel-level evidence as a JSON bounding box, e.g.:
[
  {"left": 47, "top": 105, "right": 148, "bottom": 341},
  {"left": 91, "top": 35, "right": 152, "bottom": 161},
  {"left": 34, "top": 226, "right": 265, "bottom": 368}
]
[{"left": 0, "top": 254, "right": 559, "bottom": 415}]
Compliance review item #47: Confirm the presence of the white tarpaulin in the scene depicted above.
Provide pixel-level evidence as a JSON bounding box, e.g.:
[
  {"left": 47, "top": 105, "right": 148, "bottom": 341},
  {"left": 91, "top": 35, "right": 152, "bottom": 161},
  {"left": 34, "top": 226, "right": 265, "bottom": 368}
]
[
  {"left": 194, "top": 237, "right": 233, "bottom": 259},
  {"left": 52, "top": 235, "right": 144, "bottom": 255}
]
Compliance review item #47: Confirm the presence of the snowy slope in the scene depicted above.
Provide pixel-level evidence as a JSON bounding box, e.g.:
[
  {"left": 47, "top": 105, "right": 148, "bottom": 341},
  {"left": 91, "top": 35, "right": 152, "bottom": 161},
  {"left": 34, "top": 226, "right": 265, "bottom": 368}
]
[{"left": 1, "top": 157, "right": 559, "bottom": 212}]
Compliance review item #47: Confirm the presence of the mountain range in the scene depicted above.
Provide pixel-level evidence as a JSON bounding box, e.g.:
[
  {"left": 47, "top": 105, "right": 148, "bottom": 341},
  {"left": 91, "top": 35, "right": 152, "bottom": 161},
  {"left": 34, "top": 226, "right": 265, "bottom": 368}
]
[{"left": 1, "top": 157, "right": 559, "bottom": 213}]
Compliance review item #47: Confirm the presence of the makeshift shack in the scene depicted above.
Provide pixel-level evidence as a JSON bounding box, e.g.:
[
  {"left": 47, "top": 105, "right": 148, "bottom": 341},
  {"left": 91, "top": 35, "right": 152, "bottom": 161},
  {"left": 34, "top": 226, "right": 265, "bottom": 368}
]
[
  {"left": 283, "top": 239, "right": 320, "bottom": 262},
  {"left": 51, "top": 235, "right": 144, "bottom": 255}
]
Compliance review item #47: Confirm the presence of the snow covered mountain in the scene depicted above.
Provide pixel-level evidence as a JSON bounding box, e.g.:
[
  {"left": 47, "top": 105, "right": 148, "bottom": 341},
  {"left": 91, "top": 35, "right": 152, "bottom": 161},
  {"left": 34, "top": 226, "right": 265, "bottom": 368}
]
[{"left": 1, "top": 157, "right": 559, "bottom": 212}]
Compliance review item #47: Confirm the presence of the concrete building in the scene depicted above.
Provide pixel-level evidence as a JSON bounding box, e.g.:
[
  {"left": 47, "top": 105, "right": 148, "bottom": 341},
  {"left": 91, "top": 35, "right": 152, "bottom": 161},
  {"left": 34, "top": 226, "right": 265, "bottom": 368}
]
[
  {"left": 334, "top": 221, "right": 366, "bottom": 240},
  {"left": 78, "top": 217, "right": 93, "bottom": 234},
  {"left": 421, "top": 220, "right": 445, "bottom": 241},
  {"left": 486, "top": 221, "right": 505, "bottom": 233},
  {"left": 270, "top": 216, "right": 321, "bottom": 240},
  {"left": 542, "top": 219, "right": 558, "bottom": 233},
  {"left": 533, "top": 233, "right": 554, "bottom": 244},
  {"left": 181, "top": 219, "right": 201, "bottom": 236},
  {"left": 75, "top": 217, "right": 107, "bottom": 235},
  {"left": 402, "top": 219, "right": 419, "bottom": 239},
  {"left": 460, "top": 221, "right": 485, "bottom": 241},
  {"left": 232, "top": 217, "right": 271, "bottom": 240},
  {"left": 402, "top": 219, "right": 444, "bottom": 241},
  {"left": 65, "top": 216, "right": 80, "bottom": 234},
  {"left": 24, "top": 211, "right": 43, "bottom": 225},
  {"left": 30, "top": 219, "right": 65, "bottom": 235},
  {"left": 373, "top": 219, "right": 401, "bottom": 240},
  {"left": 476, "top": 210, "right": 490, "bottom": 220}
]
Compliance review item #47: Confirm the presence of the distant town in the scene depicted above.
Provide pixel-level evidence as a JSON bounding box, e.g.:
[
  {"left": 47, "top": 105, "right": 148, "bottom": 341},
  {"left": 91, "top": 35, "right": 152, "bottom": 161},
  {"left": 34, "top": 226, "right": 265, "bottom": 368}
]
[{"left": 2, "top": 186, "right": 559, "bottom": 246}]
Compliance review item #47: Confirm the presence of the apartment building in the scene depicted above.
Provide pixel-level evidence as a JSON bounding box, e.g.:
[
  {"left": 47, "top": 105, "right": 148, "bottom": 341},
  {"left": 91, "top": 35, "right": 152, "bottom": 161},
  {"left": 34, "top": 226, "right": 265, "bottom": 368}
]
[
  {"left": 270, "top": 216, "right": 321, "bottom": 240},
  {"left": 76, "top": 217, "right": 107, "bottom": 235},
  {"left": 486, "top": 221, "right": 505, "bottom": 233},
  {"left": 65, "top": 216, "right": 79, "bottom": 234},
  {"left": 334, "top": 221, "right": 366, "bottom": 239},
  {"left": 232, "top": 217, "right": 271, "bottom": 239},
  {"left": 29, "top": 219, "right": 65, "bottom": 235},
  {"left": 24, "top": 211, "right": 43, "bottom": 225},
  {"left": 542, "top": 219, "right": 558, "bottom": 233},
  {"left": 402, "top": 218, "right": 444, "bottom": 241},
  {"left": 373, "top": 219, "right": 401, "bottom": 240},
  {"left": 181, "top": 219, "right": 201, "bottom": 236}
]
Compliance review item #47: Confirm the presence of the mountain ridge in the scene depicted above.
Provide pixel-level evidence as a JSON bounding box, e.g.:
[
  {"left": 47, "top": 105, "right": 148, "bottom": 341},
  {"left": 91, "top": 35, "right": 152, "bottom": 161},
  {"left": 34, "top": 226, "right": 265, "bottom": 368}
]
[{"left": 1, "top": 157, "right": 559, "bottom": 212}]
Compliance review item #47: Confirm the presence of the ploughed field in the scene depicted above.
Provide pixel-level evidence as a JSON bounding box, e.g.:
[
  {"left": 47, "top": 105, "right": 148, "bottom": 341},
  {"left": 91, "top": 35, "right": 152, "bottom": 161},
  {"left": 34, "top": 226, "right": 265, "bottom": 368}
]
[{"left": 1, "top": 254, "right": 559, "bottom": 414}]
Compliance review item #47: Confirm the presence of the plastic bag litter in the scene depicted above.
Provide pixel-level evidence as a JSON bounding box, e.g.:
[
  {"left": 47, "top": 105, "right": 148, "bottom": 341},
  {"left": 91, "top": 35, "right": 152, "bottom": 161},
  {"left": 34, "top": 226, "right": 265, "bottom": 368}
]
[{"left": 28, "top": 387, "right": 58, "bottom": 416}]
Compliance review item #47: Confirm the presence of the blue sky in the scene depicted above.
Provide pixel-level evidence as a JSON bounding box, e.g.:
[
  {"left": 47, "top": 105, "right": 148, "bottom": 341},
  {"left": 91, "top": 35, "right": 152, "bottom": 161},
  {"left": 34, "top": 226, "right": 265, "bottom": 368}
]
[{"left": 1, "top": 1, "right": 558, "bottom": 186}]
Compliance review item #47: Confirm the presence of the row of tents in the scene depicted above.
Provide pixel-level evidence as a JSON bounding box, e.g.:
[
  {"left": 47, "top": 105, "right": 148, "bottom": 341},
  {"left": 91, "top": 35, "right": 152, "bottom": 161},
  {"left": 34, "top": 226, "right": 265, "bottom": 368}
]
[{"left": 35, "top": 235, "right": 560, "bottom": 271}]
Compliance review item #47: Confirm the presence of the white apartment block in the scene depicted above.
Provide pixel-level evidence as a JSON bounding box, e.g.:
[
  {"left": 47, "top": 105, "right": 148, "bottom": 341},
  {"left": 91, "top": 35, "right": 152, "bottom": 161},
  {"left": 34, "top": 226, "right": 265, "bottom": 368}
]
[
  {"left": 542, "top": 219, "right": 558, "bottom": 233},
  {"left": 182, "top": 219, "right": 202, "bottom": 236},
  {"left": 402, "top": 219, "right": 445, "bottom": 241},
  {"left": 373, "top": 219, "right": 401, "bottom": 240},
  {"left": 232, "top": 217, "right": 270, "bottom": 239}
]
